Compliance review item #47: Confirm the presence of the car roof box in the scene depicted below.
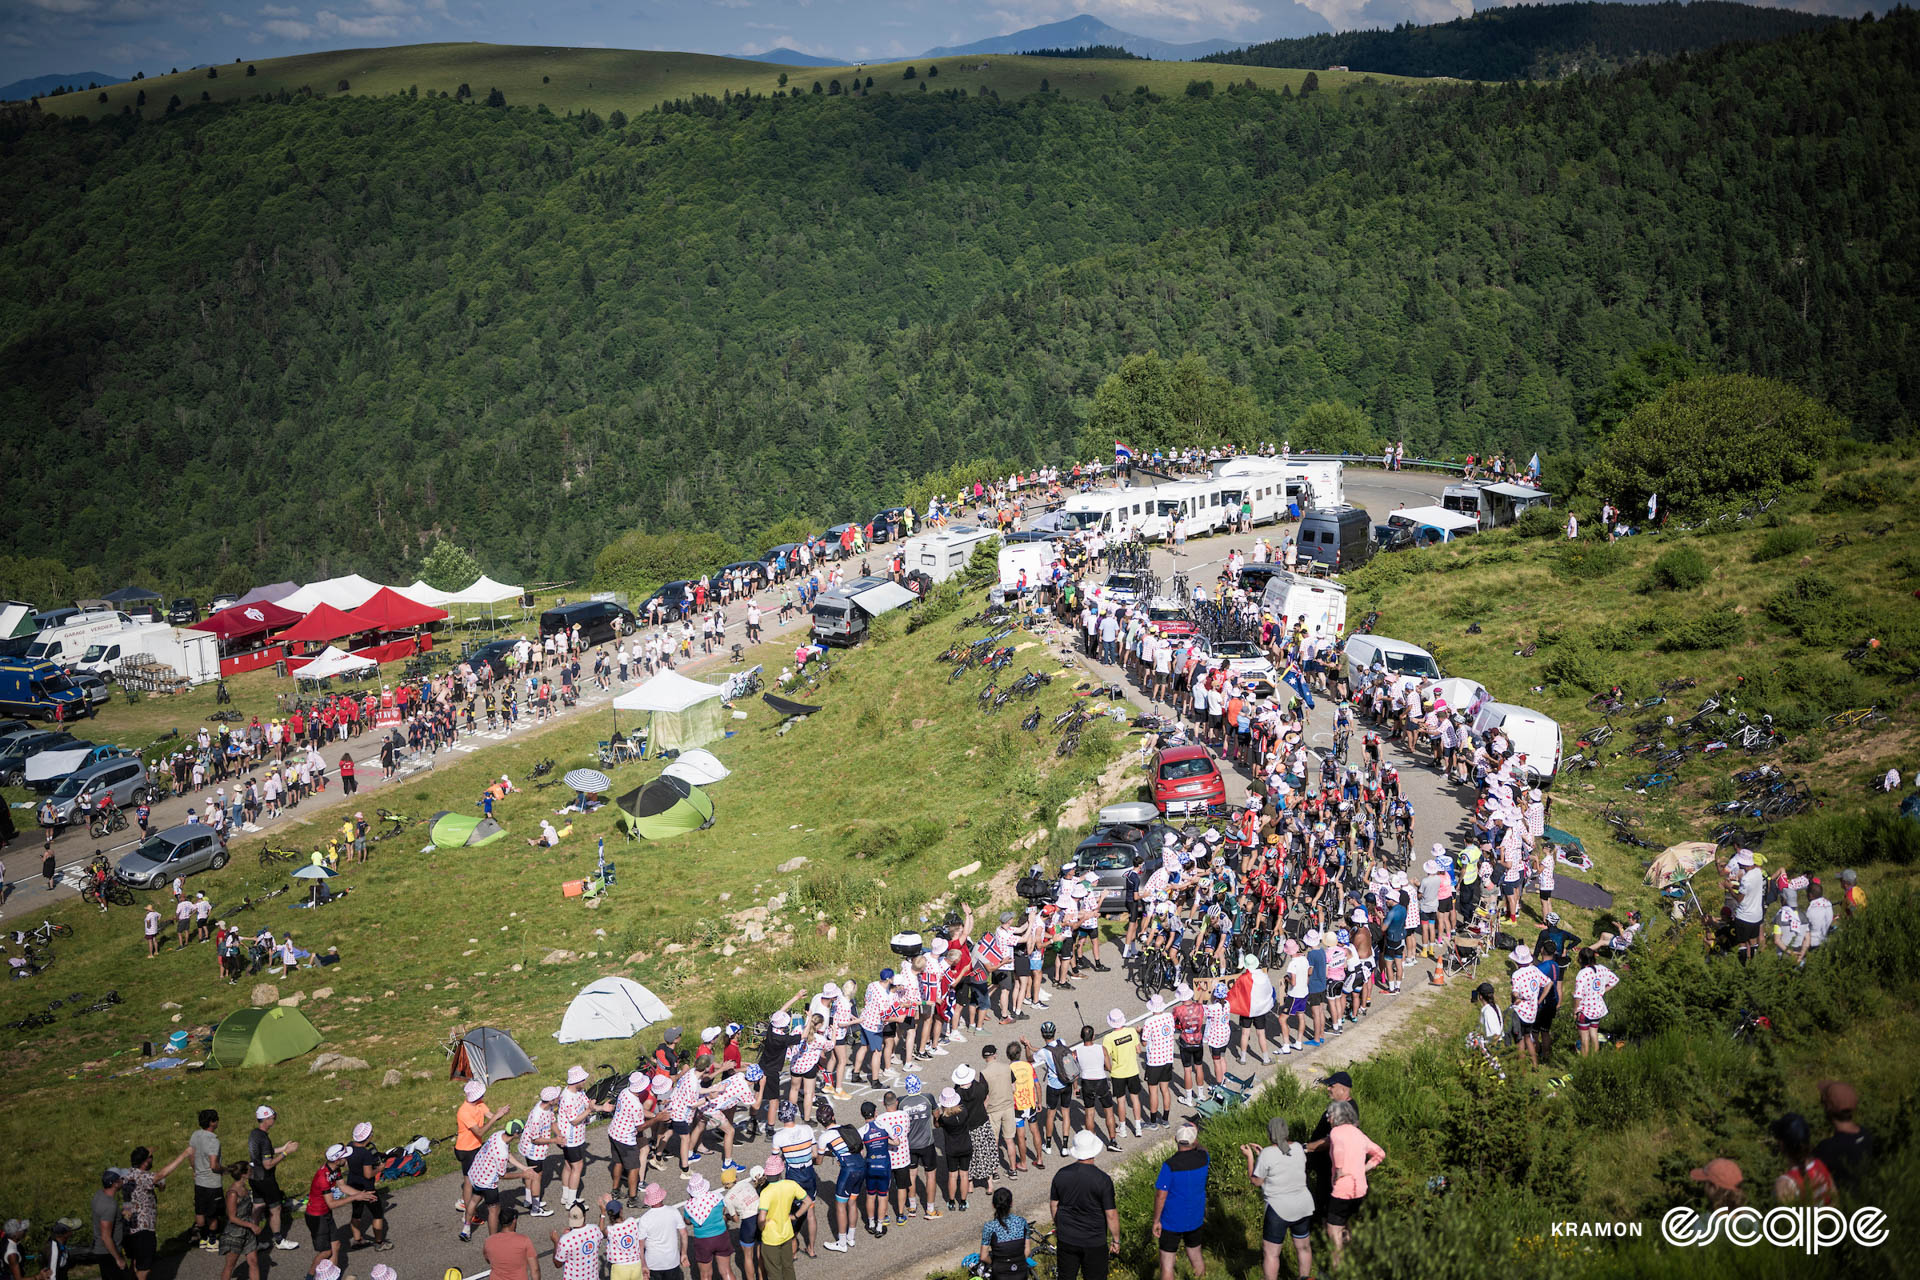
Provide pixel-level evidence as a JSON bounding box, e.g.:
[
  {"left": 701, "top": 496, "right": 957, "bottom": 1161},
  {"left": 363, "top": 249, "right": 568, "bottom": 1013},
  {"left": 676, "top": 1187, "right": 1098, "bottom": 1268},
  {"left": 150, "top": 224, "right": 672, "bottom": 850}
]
[{"left": 1097, "top": 802, "right": 1159, "bottom": 826}]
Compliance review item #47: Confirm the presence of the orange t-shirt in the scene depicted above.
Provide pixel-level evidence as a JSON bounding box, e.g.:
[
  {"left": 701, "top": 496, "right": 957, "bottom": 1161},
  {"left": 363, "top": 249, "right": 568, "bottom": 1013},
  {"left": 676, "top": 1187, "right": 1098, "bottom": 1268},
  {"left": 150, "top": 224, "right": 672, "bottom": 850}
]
[{"left": 455, "top": 1100, "right": 489, "bottom": 1152}]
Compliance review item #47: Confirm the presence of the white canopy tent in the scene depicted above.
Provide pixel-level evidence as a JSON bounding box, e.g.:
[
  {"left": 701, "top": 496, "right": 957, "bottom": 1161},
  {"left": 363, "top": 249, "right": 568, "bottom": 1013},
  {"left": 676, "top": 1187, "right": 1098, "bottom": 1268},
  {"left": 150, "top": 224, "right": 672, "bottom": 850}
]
[
  {"left": 1387, "top": 506, "right": 1480, "bottom": 542},
  {"left": 279, "top": 574, "right": 386, "bottom": 615},
  {"left": 554, "top": 976, "right": 673, "bottom": 1044},
  {"left": 403, "top": 580, "right": 459, "bottom": 608},
  {"left": 612, "top": 671, "right": 728, "bottom": 756},
  {"left": 296, "top": 645, "right": 378, "bottom": 680},
  {"left": 449, "top": 574, "right": 524, "bottom": 605}
]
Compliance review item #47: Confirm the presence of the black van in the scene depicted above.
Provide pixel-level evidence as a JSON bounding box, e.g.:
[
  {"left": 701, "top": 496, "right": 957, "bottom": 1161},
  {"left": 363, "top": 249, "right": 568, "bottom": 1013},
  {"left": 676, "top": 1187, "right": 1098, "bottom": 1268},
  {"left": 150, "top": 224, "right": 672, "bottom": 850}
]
[
  {"left": 538, "top": 600, "right": 635, "bottom": 646},
  {"left": 1295, "top": 505, "right": 1374, "bottom": 572}
]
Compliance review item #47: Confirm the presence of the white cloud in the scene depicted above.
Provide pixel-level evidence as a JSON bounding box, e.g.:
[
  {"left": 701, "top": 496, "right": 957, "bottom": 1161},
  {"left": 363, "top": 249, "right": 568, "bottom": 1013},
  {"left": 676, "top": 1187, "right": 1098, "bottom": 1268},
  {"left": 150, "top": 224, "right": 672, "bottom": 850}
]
[
  {"left": 362, "top": 0, "right": 412, "bottom": 14},
  {"left": 259, "top": 2, "right": 300, "bottom": 14},
  {"left": 263, "top": 16, "right": 314, "bottom": 37},
  {"left": 314, "top": 7, "right": 403, "bottom": 36}
]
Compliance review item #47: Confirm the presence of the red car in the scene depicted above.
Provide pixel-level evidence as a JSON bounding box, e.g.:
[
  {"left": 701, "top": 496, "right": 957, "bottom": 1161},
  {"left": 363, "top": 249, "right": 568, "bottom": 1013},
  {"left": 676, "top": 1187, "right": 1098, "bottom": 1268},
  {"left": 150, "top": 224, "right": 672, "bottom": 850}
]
[
  {"left": 1146, "top": 599, "right": 1198, "bottom": 638},
  {"left": 1152, "top": 744, "right": 1227, "bottom": 816}
]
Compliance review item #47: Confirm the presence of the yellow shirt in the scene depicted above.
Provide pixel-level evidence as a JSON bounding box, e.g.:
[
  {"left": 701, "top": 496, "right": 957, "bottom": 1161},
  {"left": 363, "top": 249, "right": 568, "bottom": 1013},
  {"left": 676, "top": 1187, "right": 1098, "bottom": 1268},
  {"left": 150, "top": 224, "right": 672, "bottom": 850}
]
[
  {"left": 1010, "top": 1061, "right": 1037, "bottom": 1111},
  {"left": 1102, "top": 1027, "right": 1142, "bottom": 1079},
  {"left": 758, "top": 1179, "right": 807, "bottom": 1247}
]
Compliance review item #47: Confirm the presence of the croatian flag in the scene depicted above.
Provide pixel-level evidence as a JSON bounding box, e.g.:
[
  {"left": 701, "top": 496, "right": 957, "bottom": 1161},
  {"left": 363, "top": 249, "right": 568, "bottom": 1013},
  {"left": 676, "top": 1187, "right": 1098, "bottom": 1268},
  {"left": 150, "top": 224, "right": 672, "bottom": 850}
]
[{"left": 1114, "top": 441, "right": 1135, "bottom": 462}]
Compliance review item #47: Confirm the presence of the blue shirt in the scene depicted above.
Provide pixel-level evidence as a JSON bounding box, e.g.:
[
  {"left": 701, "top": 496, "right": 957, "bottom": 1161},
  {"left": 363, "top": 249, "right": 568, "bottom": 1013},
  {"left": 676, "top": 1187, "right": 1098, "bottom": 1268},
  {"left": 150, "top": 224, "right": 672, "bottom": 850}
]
[
  {"left": 1385, "top": 902, "right": 1407, "bottom": 945},
  {"left": 982, "top": 1214, "right": 1030, "bottom": 1249},
  {"left": 1154, "top": 1148, "right": 1210, "bottom": 1234},
  {"left": 1306, "top": 948, "right": 1328, "bottom": 995}
]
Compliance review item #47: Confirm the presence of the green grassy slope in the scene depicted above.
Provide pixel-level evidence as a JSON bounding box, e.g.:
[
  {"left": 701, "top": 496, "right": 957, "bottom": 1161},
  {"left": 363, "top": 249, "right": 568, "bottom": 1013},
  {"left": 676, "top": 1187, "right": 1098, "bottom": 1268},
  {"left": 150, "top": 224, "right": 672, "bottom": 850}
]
[
  {"left": 38, "top": 43, "right": 1423, "bottom": 122},
  {"left": 0, "top": 587, "right": 1136, "bottom": 1237}
]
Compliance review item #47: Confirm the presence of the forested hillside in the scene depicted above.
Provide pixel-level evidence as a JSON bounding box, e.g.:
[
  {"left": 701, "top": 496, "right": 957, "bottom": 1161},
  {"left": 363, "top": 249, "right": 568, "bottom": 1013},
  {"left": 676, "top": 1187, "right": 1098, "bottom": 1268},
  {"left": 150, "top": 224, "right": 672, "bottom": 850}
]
[
  {"left": 1202, "top": 1, "right": 1835, "bottom": 80},
  {"left": 1, "top": 14, "right": 1914, "bottom": 591}
]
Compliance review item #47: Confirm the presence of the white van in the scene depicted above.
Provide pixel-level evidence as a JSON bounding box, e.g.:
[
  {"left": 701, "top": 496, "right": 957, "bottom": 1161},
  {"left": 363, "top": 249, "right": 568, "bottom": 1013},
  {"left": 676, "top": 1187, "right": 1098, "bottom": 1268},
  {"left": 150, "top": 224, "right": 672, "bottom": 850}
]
[
  {"left": 1259, "top": 572, "right": 1348, "bottom": 643},
  {"left": 24, "top": 611, "right": 134, "bottom": 667},
  {"left": 1471, "top": 702, "right": 1563, "bottom": 784},
  {"left": 911, "top": 527, "right": 998, "bottom": 585},
  {"left": 1344, "top": 635, "right": 1441, "bottom": 696},
  {"left": 1139, "top": 479, "right": 1227, "bottom": 541}
]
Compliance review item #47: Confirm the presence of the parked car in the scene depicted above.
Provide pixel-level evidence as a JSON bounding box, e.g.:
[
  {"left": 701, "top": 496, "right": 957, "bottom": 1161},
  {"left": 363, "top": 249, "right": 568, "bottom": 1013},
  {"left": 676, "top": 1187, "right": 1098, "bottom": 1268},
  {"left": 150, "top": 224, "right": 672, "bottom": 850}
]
[
  {"left": 1152, "top": 744, "right": 1227, "bottom": 817},
  {"left": 1073, "top": 802, "right": 1175, "bottom": 913},
  {"left": 0, "top": 731, "right": 80, "bottom": 786},
  {"left": 46, "top": 755, "right": 156, "bottom": 824},
  {"left": 463, "top": 638, "right": 519, "bottom": 678},
  {"left": 166, "top": 597, "right": 200, "bottom": 625},
  {"left": 206, "top": 593, "right": 240, "bottom": 614},
  {"left": 637, "top": 581, "right": 695, "bottom": 620},
  {"left": 822, "top": 525, "right": 860, "bottom": 559},
  {"left": 869, "top": 507, "right": 912, "bottom": 544},
  {"left": 69, "top": 671, "right": 111, "bottom": 708},
  {"left": 27, "top": 742, "right": 130, "bottom": 794},
  {"left": 713, "top": 560, "right": 770, "bottom": 591},
  {"left": 115, "top": 823, "right": 230, "bottom": 889},
  {"left": 1372, "top": 524, "right": 1418, "bottom": 554},
  {"left": 538, "top": 600, "right": 635, "bottom": 646}
]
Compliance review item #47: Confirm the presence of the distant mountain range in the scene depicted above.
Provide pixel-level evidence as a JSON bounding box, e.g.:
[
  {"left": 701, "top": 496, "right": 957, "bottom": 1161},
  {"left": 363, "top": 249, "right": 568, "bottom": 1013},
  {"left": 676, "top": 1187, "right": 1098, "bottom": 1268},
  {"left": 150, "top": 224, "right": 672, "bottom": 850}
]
[
  {"left": 924, "top": 12, "right": 1329, "bottom": 63},
  {"left": 749, "top": 48, "right": 846, "bottom": 68},
  {"left": 0, "top": 71, "right": 121, "bottom": 102}
]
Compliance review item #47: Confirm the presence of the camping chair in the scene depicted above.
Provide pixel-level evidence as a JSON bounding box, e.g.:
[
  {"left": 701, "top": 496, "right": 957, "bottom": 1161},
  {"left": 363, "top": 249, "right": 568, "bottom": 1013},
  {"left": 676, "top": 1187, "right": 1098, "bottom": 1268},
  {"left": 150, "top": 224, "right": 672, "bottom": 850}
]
[
  {"left": 1195, "top": 1070, "right": 1257, "bottom": 1117},
  {"left": 1439, "top": 932, "right": 1485, "bottom": 983}
]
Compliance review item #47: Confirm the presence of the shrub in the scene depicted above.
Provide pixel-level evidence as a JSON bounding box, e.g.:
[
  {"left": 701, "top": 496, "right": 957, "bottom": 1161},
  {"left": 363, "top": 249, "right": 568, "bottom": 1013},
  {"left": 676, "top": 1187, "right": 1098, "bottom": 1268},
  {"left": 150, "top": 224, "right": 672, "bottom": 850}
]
[
  {"left": 1541, "top": 640, "right": 1616, "bottom": 692},
  {"left": 1751, "top": 525, "right": 1815, "bottom": 562},
  {"left": 1656, "top": 605, "right": 1745, "bottom": 651},
  {"left": 1646, "top": 545, "right": 1709, "bottom": 591},
  {"left": 1819, "top": 470, "right": 1905, "bottom": 510},
  {"left": 1551, "top": 540, "right": 1629, "bottom": 581},
  {"left": 1765, "top": 571, "right": 1863, "bottom": 646},
  {"left": 1509, "top": 505, "right": 1560, "bottom": 539},
  {"left": 1771, "top": 809, "right": 1920, "bottom": 873}
]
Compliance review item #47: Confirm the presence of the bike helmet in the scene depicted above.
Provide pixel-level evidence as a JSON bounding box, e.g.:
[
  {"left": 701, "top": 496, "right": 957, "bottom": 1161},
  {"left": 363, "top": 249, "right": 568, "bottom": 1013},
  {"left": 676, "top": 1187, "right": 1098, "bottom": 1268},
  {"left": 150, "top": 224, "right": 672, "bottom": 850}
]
[
  {"left": 744, "top": 1064, "right": 765, "bottom": 1083},
  {"left": 777, "top": 1102, "right": 799, "bottom": 1124},
  {"left": 506, "top": 1119, "right": 525, "bottom": 1137},
  {"left": 813, "top": 1098, "right": 837, "bottom": 1127},
  {"left": 1039, "top": 1021, "right": 1057, "bottom": 1039}
]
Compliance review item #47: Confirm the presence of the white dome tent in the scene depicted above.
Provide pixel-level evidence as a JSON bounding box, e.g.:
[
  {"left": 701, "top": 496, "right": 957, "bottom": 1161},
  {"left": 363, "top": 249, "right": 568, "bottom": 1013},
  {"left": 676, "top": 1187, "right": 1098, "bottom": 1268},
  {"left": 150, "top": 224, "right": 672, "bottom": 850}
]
[
  {"left": 554, "top": 976, "right": 673, "bottom": 1044},
  {"left": 661, "top": 748, "right": 730, "bottom": 787}
]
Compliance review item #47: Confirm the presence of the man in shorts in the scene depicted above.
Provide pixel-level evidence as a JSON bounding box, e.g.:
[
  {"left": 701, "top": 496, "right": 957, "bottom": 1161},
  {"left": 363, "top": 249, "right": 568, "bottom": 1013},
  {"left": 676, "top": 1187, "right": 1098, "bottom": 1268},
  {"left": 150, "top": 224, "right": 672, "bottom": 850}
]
[
  {"left": 1728, "top": 849, "right": 1766, "bottom": 960},
  {"left": 1036, "top": 1022, "right": 1077, "bottom": 1160},
  {"left": 246, "top": 1107, "right": 302, "bottom": 1251},
  {"left": 343, "top": 1122, "right": 391, "bottom": 1251},
  {"left": 1169, "top": 986, "right": 1206, "bottom": 1106},
  {"left": 606, "top": 1073, "right": 652, "bottom": 1208},
  {"left": 1072, "top": 1026, "right": 1121, "bottom": 1152},
  {"left": 304, "top": 1145, "right": 376, "bottom": 1274},
  {"left": 898, "top": 1074, "right": 942, "bottom": 1220},
  {"left": 456, "top": 1079, "right": 510, "bottom": 1219},
  {"left": 1139, "top": 994, "right": 1179, "bottom": 1128},
  {"left": 188, "top": 1109, "right": 225, "bottom": 1251},
  {"left": 1101, "top": 1010, "right": 1146, "bottom": 1138},
  {"left": 462, "top": 1121, "right": 537, "bottom": 1242}
]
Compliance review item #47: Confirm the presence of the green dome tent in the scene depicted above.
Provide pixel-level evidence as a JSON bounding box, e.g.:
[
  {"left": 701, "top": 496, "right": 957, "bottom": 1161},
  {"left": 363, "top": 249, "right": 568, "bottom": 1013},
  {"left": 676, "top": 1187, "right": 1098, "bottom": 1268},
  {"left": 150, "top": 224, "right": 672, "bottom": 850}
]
[
  {"left": 207, "top": 1007, "right": 323, "bottom": 1068},
  {"left": 616, "top": 775, "right": 715, "bottom": 841},
  {"left": 430, "top": 811, "right": 509, "bottom": 849}
]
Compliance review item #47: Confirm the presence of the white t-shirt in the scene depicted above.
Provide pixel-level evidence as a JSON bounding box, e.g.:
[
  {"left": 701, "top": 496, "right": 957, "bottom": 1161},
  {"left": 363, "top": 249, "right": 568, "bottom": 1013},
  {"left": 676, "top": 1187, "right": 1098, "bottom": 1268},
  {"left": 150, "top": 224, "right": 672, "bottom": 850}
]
[
  {"left": 637, "top": 1205, "right": 683, "bottom": 1269},
  {"left": 1478, "top": 1002, "right": 1502, "bottom": 1039},
  {"left": 1735, "top": 868, "right": 1765, "bottom": 924},
  {"left": 1805, "top": 897, "right": 1834, "bottom": 947},
  {"left": 1283, "top": 956, "right": 1309, "bottom": 999}
]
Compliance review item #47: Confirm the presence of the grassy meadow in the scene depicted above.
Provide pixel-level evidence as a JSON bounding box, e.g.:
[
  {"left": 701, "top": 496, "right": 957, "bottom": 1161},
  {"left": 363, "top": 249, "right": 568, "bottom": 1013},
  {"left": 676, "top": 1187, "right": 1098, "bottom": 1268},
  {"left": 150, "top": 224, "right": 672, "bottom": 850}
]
[
  {"left": 33, "top": 43, "right": 1431, "bottom": 123},
  {"left": 0, "top": 589, "right": 1136, "bottom": 1236}
]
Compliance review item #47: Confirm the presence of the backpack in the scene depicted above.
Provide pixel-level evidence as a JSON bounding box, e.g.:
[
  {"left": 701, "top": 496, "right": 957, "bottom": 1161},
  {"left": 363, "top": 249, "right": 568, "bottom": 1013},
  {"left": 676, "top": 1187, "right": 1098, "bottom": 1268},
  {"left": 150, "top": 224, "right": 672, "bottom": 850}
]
[{"left": 1050, "top": 1042, "right": 1081, "bottom": 1085}]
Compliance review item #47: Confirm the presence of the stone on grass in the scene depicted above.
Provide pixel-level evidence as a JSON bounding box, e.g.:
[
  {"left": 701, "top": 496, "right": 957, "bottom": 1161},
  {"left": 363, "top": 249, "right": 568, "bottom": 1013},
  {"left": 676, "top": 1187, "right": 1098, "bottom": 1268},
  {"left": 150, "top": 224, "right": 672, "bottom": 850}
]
[
  {"left": 309, "top": 1052, "right": 370, "bottom": 1073},
  {"left": 541, "top": 949, "right": 577, "bottom": 965},
  {"left": 382, "top": 1069, "right": 403, "bottom": 1088},
  {"left": 250, "top": 983, "right": 280, "bottom": 1007},
  {"left": 277, "top": 992, "right": 304, "bottom": 1008},
  {"left": 776, "top": 856, "right": 809, "bottom": 874}
]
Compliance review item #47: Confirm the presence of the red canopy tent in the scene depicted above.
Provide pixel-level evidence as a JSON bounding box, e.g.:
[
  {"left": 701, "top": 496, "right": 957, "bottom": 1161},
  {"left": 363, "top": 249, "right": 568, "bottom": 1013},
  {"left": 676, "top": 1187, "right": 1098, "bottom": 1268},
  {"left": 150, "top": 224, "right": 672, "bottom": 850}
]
[
  {"left": 274, "top": 603, "right": 368, "bottom": 647},
  {"left": 192, "top": 600, "right": 303, "bottom": 643},
  {"left": 345, "top": 586, "right": 448, "bottom": 633}
]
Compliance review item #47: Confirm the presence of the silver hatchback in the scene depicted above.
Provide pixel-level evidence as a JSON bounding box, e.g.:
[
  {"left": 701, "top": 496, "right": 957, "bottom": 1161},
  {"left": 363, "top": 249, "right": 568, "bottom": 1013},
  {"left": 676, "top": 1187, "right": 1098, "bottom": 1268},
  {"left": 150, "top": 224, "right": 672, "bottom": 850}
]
[
  {"left": 47, "top": 755, "right": 157, "bottom": 824},
  {"left": 115, "top": 824, "right": 229, "bottom": 889}
]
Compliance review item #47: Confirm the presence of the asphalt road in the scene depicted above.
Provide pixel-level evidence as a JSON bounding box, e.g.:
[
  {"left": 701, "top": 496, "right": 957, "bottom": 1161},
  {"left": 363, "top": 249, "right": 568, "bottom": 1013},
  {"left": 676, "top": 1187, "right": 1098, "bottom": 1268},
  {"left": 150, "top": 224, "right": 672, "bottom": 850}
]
[{"left": 102, "top": 466, "right": 1458, "bottom": 1280}]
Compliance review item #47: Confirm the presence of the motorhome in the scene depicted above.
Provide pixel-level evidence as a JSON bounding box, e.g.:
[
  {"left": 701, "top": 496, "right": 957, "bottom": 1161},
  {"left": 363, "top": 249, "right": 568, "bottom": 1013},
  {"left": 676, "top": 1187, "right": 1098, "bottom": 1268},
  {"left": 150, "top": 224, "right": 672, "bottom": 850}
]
[
  {"left": 1343, "top": 636, "right": 1442, "bottom": 697},
  {"left": 1058, "top": 485, "right": 1161, "bottom": 540},
  {"left": 24, "top": 611, "right": 135, "bottom": 668},
  {"left": 1213, "top": 472, "right": 1289, "bottom": 528},
  {"left": 1139, "top": 479, "right": 1228, "bottom": 541},
  {"left": 1287, "top": 461, "right": 1345, "bottom": 511},
  {"left": 911, "top": 527, "right": 998, "bottom": 585},
  {"left": 998, "top": 540, "right": 1058, "bottom": 593},
  {"left": 1258, "top": 572, "right": 1349, "bottom": 643},
  {"left": 1441, "top": 481, "right": 1555, "bottom": 528},
  {"left": 1471, "top": 701, "right": 1564, "bottom": 784}
]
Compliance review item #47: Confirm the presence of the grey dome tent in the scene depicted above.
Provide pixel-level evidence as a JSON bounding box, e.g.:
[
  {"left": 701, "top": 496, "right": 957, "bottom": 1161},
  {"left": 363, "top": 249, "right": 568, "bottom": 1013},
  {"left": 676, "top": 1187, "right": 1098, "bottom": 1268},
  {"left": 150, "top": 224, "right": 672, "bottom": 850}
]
[{"left": 448, "top": 1026, "right": 535, "bottom": 1088}]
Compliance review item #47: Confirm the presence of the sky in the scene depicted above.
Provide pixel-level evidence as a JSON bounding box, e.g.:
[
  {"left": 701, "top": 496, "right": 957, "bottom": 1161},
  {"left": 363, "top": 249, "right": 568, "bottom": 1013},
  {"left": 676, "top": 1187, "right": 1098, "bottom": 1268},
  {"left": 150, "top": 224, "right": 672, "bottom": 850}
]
[{"left": 0, "top": 0, "right": 1881, "bottom": 86}]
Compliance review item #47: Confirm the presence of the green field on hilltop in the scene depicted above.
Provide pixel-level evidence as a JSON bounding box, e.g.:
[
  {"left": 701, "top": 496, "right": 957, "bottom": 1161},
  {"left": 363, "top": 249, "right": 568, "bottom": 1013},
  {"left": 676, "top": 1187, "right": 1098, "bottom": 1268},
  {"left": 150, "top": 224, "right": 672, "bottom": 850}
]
[
  {"left": 0, "top": 585, "right": 1136, "bottom": 1237},
  {"left": 35, "top": 43, "right": 1421, "bottom": 122}
]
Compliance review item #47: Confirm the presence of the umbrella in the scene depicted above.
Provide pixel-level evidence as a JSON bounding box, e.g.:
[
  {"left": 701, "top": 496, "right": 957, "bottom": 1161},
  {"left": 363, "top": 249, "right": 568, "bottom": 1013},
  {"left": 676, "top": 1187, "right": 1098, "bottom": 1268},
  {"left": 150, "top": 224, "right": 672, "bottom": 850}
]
[
  {"left": 563, "top": 768, "right": 613, "bottom": 794},
  {"left": 290, "top": 864, "right": 336, "bottom": 879}
]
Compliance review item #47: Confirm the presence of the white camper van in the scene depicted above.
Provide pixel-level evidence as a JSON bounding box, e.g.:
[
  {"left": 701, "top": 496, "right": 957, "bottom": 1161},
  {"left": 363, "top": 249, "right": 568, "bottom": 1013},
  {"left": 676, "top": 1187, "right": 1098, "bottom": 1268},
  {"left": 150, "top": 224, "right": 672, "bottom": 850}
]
[
  {"left": 1471, "top": 702, "right": 1563, "bottom": 784},
  {"left": 1139, "top": 479, "right": 1227, "bottom": 541}
]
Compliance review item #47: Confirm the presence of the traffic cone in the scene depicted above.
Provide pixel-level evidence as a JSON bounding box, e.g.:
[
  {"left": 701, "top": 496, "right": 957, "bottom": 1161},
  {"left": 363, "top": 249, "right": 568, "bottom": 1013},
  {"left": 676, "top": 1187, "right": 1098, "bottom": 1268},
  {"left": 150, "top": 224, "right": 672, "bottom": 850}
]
[{"left": 1428, "top": 954, "right": 1447, "bottom": 986}]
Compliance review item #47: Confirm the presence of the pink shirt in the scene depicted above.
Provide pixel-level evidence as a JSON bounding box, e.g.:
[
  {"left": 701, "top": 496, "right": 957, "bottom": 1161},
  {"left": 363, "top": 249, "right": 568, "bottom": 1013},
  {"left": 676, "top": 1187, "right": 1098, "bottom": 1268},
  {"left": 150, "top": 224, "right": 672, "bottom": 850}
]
[{"left": 1328, "top": 1124, "right": 1385, "bottom": 1199}]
